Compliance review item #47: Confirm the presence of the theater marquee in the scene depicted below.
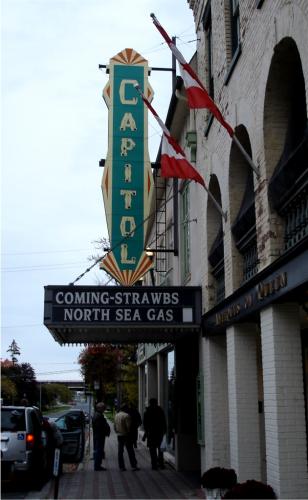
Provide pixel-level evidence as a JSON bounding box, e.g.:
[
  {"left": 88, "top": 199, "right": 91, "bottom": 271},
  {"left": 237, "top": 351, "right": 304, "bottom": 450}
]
[{"left": 44, "top": 286, "right": 202, "bottom": 344}]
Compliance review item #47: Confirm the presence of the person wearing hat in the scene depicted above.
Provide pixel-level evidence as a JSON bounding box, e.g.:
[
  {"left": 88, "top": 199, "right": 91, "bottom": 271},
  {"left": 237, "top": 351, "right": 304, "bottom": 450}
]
[{"left": 92, "top": 402, "right": 110, "bottom": 471}]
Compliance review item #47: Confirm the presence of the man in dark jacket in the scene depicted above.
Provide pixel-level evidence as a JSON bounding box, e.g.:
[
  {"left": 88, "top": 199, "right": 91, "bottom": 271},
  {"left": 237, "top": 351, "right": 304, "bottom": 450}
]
[
  {"left": 92, "top": 402, "right": 110, "bottom": 471},
  {"left": 143, "top": 398, "right": 167, "bottom": 470},
  {"left": 127, "top": 403, "right": 142, "bottom": 448}
]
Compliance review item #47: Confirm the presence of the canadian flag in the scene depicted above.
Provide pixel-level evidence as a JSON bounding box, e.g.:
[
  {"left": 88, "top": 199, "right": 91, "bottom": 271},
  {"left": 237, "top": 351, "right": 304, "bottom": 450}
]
[
  {"left": 161, "top": 133, "right": 205, "bottom": 187},
  {"left": 134, "top": 84, "right": 206, "bottom": 188},
  {"left": 151, "top": 13, "right": 234, "bottom": 138}
]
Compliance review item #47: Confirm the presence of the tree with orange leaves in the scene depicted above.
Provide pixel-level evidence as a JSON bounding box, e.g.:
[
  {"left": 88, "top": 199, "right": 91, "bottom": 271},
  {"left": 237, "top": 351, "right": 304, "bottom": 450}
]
[{"left": 78, "top": 344, "right": 122, "bottom": 402}]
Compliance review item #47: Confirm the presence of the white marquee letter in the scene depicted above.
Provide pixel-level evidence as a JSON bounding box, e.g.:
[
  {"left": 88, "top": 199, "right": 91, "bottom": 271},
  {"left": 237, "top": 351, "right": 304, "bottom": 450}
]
[
  {"left": 124, "top": 164, "right": 132, "bottom": 182},
  {"left": 120, "top": 112, "right": 137, "bottom": 131},
  {"left": 121, "top": 138, "right": 136, "bottom": 157},
  {"left": 121, "top": 244, "right": 136, "bottom": 264},
  {"left": 120, "top": 189, "right": 136, "bottom": 209},
  {"left": 119, "top": 79, "right": 138, "bottom": 105},
  {"left": 120, "top": 216, "right": 136, "bottom": 237}
]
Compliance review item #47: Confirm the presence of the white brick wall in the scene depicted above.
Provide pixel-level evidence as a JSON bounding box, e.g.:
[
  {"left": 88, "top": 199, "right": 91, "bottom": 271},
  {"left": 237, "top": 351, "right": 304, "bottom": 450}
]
[
  {"left": 203, "top": 336, "right": 230, "bottom": 469},
  {"left": 260, "top": 304, "right": 308, "bottom": 498},
  {"left": 143, "top": 1, "right": 308, "bottom": 492},
  {"left": 226, "top": 324, "right": 262, "bottom": 482},
  {"left": 186, "top": 2, "right": 308, "bottom": 493},
  {"left": 188, "top": 0, "right": 308, "bottom": 309}
]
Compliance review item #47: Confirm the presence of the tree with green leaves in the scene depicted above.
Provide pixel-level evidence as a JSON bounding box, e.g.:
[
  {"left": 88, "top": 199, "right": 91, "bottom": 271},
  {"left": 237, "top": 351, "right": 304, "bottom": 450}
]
[
  {"left": 117, "top": 345, "right": 139, "bottom": 407},
  {"left": 1, "top": 376, "right": 17, "bottom": 404},
  {"left": 1, "top": 359, "right": 38, "bottom": 405},
  {"left": 40, "top": 383, "right": 72, "bottom": 409}
]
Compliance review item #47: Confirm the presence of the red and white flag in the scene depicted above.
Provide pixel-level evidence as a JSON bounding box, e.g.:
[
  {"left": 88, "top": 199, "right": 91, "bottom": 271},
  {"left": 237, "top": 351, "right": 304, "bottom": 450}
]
[
  {"left": 134, "top": 84, "right": 206, "bottom": 188},
  {"left": 150, "top": 13, "right": 234, "bottom": 138}
]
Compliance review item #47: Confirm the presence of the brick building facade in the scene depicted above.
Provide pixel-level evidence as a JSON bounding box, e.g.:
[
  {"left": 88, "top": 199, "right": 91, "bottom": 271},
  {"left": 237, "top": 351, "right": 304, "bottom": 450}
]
[{"left": 138, "top": 1, "right": 308, "bottom": 498}]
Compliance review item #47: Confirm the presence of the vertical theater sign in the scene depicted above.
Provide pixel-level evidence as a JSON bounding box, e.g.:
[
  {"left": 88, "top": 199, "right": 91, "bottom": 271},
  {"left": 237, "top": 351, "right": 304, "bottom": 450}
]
[
  {"left": 100, "top": 49, "right": 154, "bottom": 286},
  {"left": 43, "top": 48, "right": 203, "bottom": 344}
]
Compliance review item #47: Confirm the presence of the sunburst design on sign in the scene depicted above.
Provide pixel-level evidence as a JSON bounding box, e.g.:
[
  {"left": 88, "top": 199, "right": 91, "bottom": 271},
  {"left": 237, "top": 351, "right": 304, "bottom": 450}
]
[
  {"left": 111, "top": 48, "right": 147, "bottom": 66},
  {"left": 100, "top": 252, "right": 153, "bottom": 286}
]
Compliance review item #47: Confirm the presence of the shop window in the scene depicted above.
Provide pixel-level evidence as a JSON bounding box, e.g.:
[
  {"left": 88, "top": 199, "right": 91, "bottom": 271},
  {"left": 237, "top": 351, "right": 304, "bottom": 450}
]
[
  {"left": 167, "top": 350, "right": 176, "bottom": 454},
  {"left": 225, "top": 0, "right": 242, "bottom": 84},
  {"left": 180, "top": 183, "right": 191, "bottom": 283}
]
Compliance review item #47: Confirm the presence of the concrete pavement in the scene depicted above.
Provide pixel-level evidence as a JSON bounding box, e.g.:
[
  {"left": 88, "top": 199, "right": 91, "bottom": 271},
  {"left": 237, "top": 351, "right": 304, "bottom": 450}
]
[{"left": 27, "top": 423, "right": 205, "bottom": 499}]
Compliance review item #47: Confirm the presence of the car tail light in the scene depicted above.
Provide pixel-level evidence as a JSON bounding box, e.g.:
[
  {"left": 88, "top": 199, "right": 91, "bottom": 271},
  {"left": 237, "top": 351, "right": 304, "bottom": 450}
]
[{"left": 26, "top": 433, "right": 35, "bottom": 449}]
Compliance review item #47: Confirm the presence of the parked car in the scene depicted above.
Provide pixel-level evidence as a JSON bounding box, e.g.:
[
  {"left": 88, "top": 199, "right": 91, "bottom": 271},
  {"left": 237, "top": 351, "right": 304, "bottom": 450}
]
[
  {"left": 1, "top": 405, "right": 48, "bottom": 487},
  {"left": 54, "top": 409, "right": 85, "bottom": 463}
]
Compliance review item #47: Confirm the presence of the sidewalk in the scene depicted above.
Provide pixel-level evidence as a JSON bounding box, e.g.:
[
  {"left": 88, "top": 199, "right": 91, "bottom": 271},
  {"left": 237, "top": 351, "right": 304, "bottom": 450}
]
[{"left": 28, "top": 424, "right": 205, "bottom": 499}]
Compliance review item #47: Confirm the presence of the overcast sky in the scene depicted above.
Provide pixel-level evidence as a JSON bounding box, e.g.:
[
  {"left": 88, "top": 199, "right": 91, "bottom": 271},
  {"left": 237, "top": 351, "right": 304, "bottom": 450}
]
[{"left": 1, "top": 0, "right": 195, "bottom": 381}]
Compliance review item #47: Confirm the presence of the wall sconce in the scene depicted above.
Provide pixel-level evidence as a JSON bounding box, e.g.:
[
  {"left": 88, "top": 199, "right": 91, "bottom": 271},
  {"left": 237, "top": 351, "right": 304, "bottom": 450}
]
[{"left": 145, "top": 248, "right": 155, "bottom": 286}]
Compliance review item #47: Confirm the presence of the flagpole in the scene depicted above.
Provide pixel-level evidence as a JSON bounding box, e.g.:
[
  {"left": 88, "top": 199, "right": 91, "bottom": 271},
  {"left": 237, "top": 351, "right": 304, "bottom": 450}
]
[
  {"left": 203, "top": 184, "right": 227, "bottom": 222},
  {"left": 134, "top": 83, "right": 227, "bottom": 221},
  {"left": 232, "top": 135, "right": 260, "bottom": 178}
]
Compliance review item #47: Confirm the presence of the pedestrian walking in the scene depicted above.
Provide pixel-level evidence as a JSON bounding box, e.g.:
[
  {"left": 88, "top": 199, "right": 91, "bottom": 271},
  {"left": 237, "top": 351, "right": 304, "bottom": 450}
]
[
  {"left": 143, "top": 398, "right": 167, "bottom": 470},
  {"left": 127, "top": 403, "right": 142, "bottom": 448},
  {"left": 114, "top": 403, "right": 139, "bottom": 471},
  {"left": 92, "top": 402, "right": 110, "bottom": 471}
]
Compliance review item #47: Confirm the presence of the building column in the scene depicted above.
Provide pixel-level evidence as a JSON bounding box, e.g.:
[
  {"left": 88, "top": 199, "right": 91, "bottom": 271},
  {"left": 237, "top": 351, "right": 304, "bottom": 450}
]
[
  {"left": 203, "top": 335, "right": 229, "bottom": 471},
  {"left": 227, "top": 323, "right": 261, "bottom": 481},
  {"left": 157, "top": 353, "right": 167, "bottom": 409},
  {"left": 138, "top": 365, "right": 144, "bottom": 417},
  {"left": 260, "top": 303, "right": 308, "bottom": 498},
  {"left": 175, "top": 336, "right": 200, "bottom": 471},
  {"left": 146, "top": 359, "right": 157, "bottom": 403}
]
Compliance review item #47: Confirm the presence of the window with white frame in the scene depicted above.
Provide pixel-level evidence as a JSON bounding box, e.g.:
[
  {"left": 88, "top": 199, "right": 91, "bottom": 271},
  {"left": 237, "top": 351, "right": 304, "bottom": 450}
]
[
  {"left": 180, "top": 182, "right": 190, "bottom": 283},
  {"left": 224, "top": 0, "right": 241, "bottom": 83},
  {"left": 202, "top": 2, "right": 214, "bottom": 99},
  {"left": 229, "top": 0, "right": 240, "bottom": 58}
]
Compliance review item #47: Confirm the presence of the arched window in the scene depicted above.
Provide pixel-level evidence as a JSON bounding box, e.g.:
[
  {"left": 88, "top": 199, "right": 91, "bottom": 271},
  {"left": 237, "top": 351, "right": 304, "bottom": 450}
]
[
  {"left": 207, "top": 175, "right": 225, "bottom": 304},
  {"left": 264, "top": 37, "right": 308, "bottom": 252},
  {"left": 230, "top": 126, "right": 258, "bottom": 285}
]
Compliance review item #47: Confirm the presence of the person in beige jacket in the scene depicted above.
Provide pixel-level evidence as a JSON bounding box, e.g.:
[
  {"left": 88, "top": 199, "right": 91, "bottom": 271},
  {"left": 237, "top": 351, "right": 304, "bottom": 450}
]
[{"left": 114, "top": 403, "right": 139, "bottom": 471}]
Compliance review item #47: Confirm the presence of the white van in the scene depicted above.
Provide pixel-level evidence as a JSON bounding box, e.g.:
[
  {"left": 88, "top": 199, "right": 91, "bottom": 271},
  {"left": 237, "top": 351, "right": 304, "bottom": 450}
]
[{"left": 1, "top": 405, "right": 48, "bottom": 486}]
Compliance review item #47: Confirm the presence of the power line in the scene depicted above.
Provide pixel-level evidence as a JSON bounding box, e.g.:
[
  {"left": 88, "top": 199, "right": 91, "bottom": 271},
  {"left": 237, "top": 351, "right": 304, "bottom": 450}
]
[
  {"left": 2, "top": 260, "right": 90, "bottom": 272},
  {"left": 36, "top": 369, "right": 81, "bottom": 375},
  {"left": 34, "top": 362, "right": 78, "bottom": 365},
  {"left": 70, "top": 180, "right": 193, "bottom": 285},
  {"left": 2, "top": 265, "right": 90, "bottom": 273},
  {"left": 1, "top": 248, "right": 91, "bottom": 256},
  {"left": 1, "top": 324, "right": 42, "bottom": 329}
]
